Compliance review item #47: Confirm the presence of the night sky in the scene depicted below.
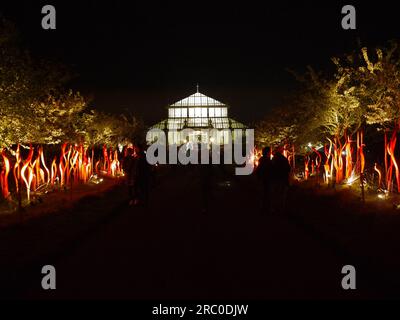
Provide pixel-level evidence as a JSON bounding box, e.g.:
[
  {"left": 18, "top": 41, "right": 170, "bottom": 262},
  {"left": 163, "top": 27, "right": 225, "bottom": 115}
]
[{"left": 1, "top": 1, "right": 399, "bottom": 125}]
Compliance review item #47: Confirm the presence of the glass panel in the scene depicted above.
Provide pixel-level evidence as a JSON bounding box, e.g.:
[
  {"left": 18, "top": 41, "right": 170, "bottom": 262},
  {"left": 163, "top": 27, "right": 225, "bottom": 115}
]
[
  {"left": 170, "top": 119, "right": 184, "bottom": 129},
  {"left": 209, "top": 108, "right": 215, "bottom": 117},
  {"left": 189, "top": 108, "right": 195, "bottom": 117},
  {"left": 175, "top": 108, "right": 181, "bottom": 118},
  {"left": 215, "top": 108, "right": 222, "bottom": 117},
  {"left": 169, "top": 109, "right": 174, "bottom": 118},
  {"left": 201, "top": 108, "right": 207, "bottom": 117},
  {"left": 168, "top": 132, "right": 173, "bottom": 143},
  {"left": 222, "top": 108, "right": 227, "bottom": 117},
  {"left": 181, "top": 108, "right": 187, "bottom": 117},
  {"left": 195, "top": 107, "right": 202, "bottom": 118},
  {"left": 174, "top": 131, "right": 179, "bottom": 144}
]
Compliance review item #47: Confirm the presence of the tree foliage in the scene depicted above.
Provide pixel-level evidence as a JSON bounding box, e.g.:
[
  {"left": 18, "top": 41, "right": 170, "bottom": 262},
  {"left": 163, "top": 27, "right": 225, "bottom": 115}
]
[
  {"left": 256, "top": 40, "right": 400, "bottom": 153},
  {"left": 0, "top": 19, "right": 143, "bottom": 148}
]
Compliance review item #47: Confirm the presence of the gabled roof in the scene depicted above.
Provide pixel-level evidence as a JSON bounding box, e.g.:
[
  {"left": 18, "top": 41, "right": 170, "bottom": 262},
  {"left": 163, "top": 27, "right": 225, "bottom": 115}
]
[{"left": 170, "top": 92, "right": 226, "bottom": 107}]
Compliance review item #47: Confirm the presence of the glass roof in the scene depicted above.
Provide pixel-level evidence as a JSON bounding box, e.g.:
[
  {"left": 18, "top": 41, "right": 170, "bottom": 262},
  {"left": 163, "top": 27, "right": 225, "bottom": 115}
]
[
  {"left": 149, "top": 89, "right": 247, "bottom": 131},
  {"left": 170, "top": 92, "right": 226, "bottom": 107}
]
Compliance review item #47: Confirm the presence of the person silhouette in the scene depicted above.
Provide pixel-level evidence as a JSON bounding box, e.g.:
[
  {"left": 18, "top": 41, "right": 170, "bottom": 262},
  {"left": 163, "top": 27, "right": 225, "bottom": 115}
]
[
  {"left": 271, "top": 150, "right": 291, "bottom": 214},
  {"left": 134, "top": 144, "right": 152, "bottom": 207},
  {"left": 122, "top": 146, "right": 137, "bottom": 206},
  {"left": 256, "top": 147, "right": 273, "bottom": 214}
]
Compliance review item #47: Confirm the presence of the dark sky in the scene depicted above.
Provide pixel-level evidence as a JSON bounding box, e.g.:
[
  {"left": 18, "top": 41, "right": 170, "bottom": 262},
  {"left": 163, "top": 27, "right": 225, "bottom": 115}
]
[{"left": 1, "top": 1, "right": 399, "bottom": 125}]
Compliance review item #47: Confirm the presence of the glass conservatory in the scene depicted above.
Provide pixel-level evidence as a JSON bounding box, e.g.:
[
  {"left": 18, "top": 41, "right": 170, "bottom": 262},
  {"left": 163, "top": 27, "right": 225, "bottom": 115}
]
[{"left": 147, "top": 87, "right": 247, "bottom": 145}]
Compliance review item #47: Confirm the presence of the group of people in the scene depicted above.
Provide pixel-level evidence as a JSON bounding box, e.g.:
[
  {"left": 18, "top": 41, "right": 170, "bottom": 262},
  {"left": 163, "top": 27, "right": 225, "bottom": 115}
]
[
  {"left": 121, "top": 143, "right": 291, "bottom": 212},
  {"left": 256, "top": 147, "right": 291, "bottom": 215},
  {"left": 122, "top": 144, "right": 152, "bottom": 207}
]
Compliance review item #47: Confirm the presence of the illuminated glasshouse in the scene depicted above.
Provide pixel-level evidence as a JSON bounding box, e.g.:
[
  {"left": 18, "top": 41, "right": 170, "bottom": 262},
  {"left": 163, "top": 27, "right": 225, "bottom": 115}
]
[{"left": 147, "top": 87, "right": 247, "bottom": 145}]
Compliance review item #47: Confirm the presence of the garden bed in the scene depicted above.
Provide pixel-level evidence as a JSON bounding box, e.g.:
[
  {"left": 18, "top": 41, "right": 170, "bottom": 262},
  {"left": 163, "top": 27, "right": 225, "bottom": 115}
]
[{"left": 288, "top": 178, "right": 400, "bottom": 296}]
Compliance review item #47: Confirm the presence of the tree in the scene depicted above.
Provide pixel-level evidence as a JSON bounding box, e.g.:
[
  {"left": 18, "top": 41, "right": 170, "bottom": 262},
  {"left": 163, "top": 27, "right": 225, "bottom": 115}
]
[
  {"left": 0, "top": 18, "right": 81, "bottom": 147},
  {"left": 357, "top": 42, "right": 400, "bottom": 128},
  {"left": 78, "top": 110, "right": 144, "bottom": 147},
  {"left": 1, "top": 18, "right": 144, "bottom": 149}
]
